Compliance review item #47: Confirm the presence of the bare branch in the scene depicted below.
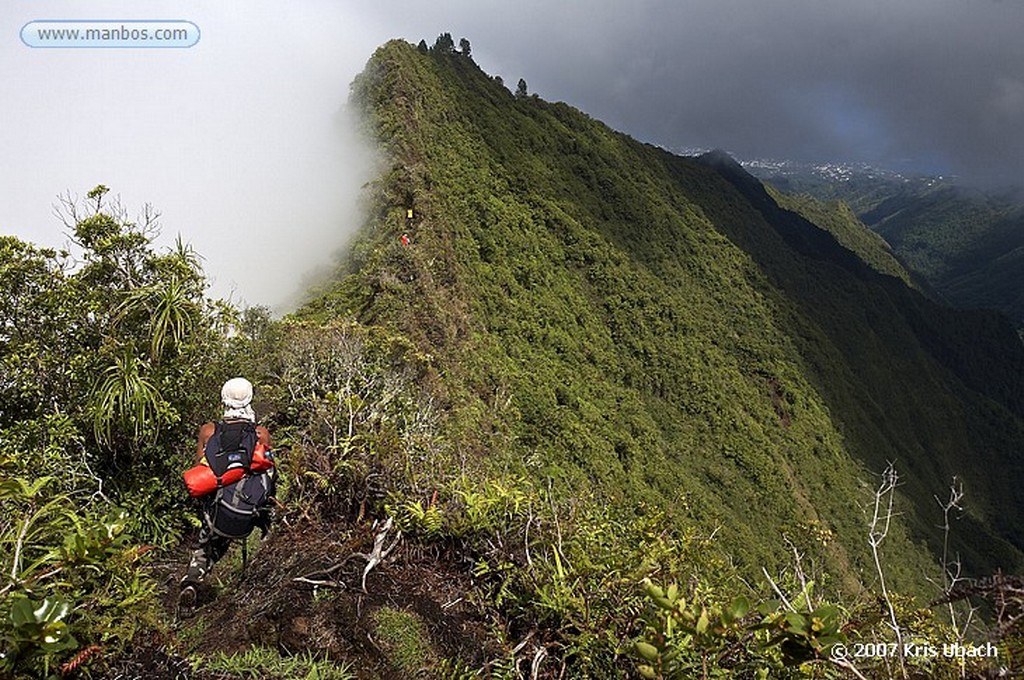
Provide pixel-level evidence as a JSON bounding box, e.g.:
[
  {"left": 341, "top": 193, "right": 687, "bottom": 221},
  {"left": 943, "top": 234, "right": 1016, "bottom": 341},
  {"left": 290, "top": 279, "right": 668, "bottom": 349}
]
[
  {"left": 868, "top": 462, "right": 907, "bottom": 678},
  {"left": 762, "top": 567, "right": 796, "bottom": 612},
  {"left": 829, "top": 656, "right": 871, "bottom": 680},
  {"left": 934, "top": 476, "right": 967, "bottom": 635}
]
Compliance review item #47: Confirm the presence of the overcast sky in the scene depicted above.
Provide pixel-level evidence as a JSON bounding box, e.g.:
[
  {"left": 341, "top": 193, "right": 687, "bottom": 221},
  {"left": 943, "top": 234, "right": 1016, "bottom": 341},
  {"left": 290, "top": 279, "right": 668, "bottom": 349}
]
[{"left": 3, "top": 1, "right": 1023, "bottom": 309}]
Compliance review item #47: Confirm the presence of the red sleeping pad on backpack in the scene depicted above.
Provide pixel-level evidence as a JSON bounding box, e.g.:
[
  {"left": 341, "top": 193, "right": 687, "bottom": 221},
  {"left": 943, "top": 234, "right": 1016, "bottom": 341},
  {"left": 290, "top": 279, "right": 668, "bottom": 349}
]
[{"left": 183, "top": 443, "right": 274, "bottom": 498}]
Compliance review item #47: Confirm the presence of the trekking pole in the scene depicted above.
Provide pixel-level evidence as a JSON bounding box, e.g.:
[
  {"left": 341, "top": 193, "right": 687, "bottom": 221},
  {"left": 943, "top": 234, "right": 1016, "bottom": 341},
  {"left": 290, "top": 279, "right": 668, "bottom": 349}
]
[{"left": 240, "top": 535, "right": 248, "bottom": 580}]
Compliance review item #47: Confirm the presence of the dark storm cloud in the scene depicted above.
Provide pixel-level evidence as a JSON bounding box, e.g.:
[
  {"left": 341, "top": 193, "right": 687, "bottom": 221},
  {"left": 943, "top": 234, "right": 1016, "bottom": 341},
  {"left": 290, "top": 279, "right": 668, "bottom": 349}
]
[{"left": 373, "top": 0, "right": 1024, "bottom": 185}]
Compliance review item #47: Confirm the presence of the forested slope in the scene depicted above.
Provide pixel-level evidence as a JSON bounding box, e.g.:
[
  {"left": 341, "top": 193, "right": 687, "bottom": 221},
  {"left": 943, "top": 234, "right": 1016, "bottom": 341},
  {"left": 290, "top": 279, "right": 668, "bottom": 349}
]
[
  {"left": 762, "top": 169, "right": 1024, "bottom": 327},
  {"left": 862, "top": 186, "right": 1024, "bottom": 326},
  {"left": 304, "top": 38, "right": 1024, "bottom": 581}
]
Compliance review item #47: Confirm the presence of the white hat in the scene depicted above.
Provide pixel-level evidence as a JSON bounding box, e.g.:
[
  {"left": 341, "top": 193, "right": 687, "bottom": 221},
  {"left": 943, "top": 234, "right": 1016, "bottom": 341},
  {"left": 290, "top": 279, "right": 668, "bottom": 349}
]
[{"left": 221, "top": 377, "right": 253, "bottom": 409}]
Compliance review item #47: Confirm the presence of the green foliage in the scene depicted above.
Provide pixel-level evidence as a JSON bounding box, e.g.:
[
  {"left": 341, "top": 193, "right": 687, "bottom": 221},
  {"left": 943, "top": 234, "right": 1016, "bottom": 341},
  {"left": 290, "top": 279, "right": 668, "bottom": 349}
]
[
  {"left": 756, "top": 600, "right": 845, "bottom": 667},
  {"left": 766, "top": 185, "right": 913, "bottom": 286},
  {"left": 0, "top": 187, "right": 236, "bottom": 675},
  {"left": 91, "top": 349, "right": 163, "bottom": 446},
  {"left": 2, "top": 188, "right": 229, "bottom": 471},
  {"left": 633, "top": 572, "right": 1011, "bottom": 679},
  {"left": 385, "top": 473, "right": 531, "bottom": 553},
  {"left": 387, "top": 497, "right": 444, "bottom": 538},
  {"left": 632, "top": 580, "right": 857, "bottom": 678},
  {"left": 634, "top": 579, "right": 773, "bottom": 679},
  {"left": 0, "top": 472, "right": 155, "bottom": 678},
  {"left": 2, "top": 596, "right": 77, "bottom": 677},
  {"left": 764, "top": 172, "right": 1024, "bottom": 327},
  {"left": 432, "top": 32, "right": 455, "bottom": 54},
  {"left": 257, "top": 319, "right": 442, "bottom": 520},
  {"left": 449, "top": 475, "right": 530, "bottom": 536},
  {"left": 435, "top": 656, "right": 479, "bottom": 679},
  {"left": 634, "top": 576, "right": 854, "bottom": 678},
  {"left": 372, "top": 607, "right": 439, "bottom": 675},
  {"left": 193, "top": 646, "right": 353, "bottom": 679},
  {"left": 868, "top": 186, "right": 1024, "bottom": 327},
  {"left": 520, "top": 502, "right": 738, "bottom": 674},
  {"left": 117, "top": 266, "right": 200, "bottom": 361}
]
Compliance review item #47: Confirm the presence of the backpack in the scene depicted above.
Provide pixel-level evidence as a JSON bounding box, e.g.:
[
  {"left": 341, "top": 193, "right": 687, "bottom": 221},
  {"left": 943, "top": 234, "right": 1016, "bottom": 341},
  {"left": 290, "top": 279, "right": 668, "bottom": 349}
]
[
  {"left": 204, "top": 420, "right": 257, "bottom": 481},
  {"left": 202, "top": 421, "right": 275, "bottom": 539}
]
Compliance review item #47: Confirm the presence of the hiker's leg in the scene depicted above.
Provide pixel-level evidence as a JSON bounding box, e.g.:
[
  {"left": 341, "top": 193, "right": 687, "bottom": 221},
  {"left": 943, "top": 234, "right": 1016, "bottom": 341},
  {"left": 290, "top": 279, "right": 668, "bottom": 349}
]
[
  {"left": 203, "top": 531, "right": 232, "bottom": 565},
  {"left": 183, "top": 509, "right": 231, "bottom": 585},
  {"left": 183, "top": 522, "right": 213, "bottom": 585}
]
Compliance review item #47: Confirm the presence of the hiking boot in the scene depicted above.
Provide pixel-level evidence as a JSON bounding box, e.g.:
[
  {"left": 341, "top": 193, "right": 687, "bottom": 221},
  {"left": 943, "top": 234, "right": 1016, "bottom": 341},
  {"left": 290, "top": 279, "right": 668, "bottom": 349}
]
[
  {"left": 177, "top": 584, "right": 197, "bottom": 612},
  {"left": 182, "top": 549, "right": 211, "bottom": 586}
]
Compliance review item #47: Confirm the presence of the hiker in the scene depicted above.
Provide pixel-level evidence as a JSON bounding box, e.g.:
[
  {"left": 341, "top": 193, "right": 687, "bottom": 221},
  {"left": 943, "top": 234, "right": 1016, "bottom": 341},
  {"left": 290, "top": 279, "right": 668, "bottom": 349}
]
[{"left": 180, "top": 378, "right": 277, "bottom": 598}]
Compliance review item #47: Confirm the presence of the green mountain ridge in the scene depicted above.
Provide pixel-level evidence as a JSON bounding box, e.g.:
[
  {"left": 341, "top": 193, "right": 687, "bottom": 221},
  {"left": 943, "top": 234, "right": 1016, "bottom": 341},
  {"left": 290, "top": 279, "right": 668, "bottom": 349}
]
[
  {"left": 763, "top": 185, "right": 915, "bottom": 287},
  {"left": 305, "top": 38, "right": 1024, "bottom": 584}
]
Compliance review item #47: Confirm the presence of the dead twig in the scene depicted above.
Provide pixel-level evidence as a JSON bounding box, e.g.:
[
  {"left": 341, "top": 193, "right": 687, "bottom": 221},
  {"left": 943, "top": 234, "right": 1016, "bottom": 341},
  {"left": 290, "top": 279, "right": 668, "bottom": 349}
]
[
  {"left": 291, "top": 516, "right": 401, "bottom": 592},
  {"left": 356, "top": 516, "right": 402, "bottom": 591}
]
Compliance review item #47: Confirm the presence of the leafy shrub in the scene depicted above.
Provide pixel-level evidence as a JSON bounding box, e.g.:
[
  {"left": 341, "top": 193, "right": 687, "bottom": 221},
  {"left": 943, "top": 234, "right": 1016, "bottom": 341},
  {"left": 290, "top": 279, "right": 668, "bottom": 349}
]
[
  {"left": 0, "top": 187, "right": 236, "bottom": 676},
  {"left": 0, "top": 475, "right": 155, "bottom": 678},
  {"left": 261, "top": 319, "right": 442, "bottom": 520}
]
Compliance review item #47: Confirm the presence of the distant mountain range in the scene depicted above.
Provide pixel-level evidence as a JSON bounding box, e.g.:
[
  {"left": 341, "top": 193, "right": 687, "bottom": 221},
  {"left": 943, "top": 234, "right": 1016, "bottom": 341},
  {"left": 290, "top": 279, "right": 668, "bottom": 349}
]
[
  {"left": 667, "top": 147, "right": 955, "bottom": 189},
  {"left": 716, "top": 153, "right": 1024, "bottom": 327}
]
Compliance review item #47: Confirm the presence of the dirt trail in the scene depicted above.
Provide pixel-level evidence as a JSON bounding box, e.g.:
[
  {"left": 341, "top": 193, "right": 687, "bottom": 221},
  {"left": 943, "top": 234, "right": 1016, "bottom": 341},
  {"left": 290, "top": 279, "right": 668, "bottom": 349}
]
[{"left": 102, "top": 519, "right": 494, "bottom": 678}]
